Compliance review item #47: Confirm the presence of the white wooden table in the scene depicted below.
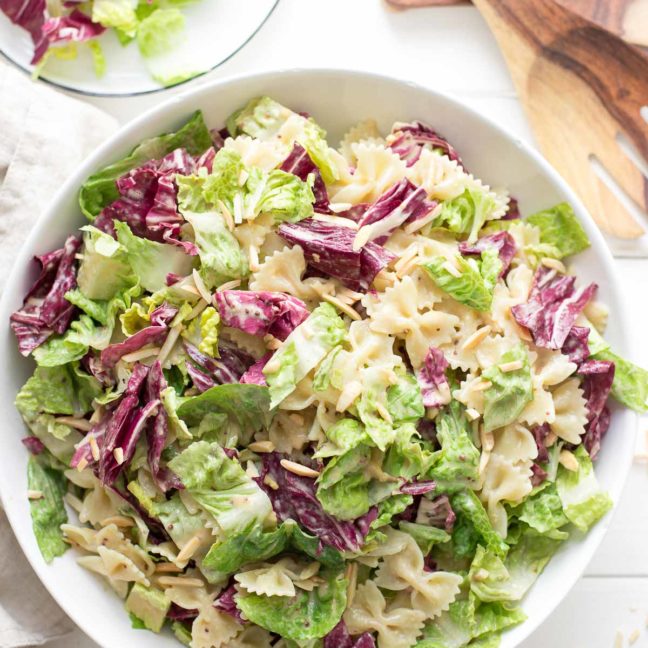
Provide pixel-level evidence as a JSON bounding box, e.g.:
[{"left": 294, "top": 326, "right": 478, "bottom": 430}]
[{"left": 42, "top": 0, "right": 648, "bottom": 646}]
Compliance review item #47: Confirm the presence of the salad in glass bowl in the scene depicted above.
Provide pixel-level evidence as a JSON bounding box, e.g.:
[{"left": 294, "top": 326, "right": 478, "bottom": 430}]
[{"left": 10, "top": 96, "right": 648, "bottom": 648}]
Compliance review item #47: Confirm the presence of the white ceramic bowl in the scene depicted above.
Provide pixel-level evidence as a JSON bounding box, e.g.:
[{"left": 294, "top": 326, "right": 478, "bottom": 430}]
[{"left": 0, "top": 69, "right": 635, "bottom": 648}]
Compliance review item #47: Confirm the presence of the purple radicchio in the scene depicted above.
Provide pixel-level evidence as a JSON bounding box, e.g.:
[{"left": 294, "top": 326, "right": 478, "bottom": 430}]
[
  {"left": 256, "top": 453, "right": 377, "bottom": 552},
  {"left": 70, "top": 363, "right": 159, "bottom": 486},
  {"left": 150, "top": 302, "right": 179, "bottom": 326},
  {"left": 94, "top": 147, "right": 213, "bottom": 255},
  {"left": 32, "top": 9, "right": 105, "bottom": 64},
  {"left": 240, "top": 353, "right": 272, "bottom": 386},
  {"left": 185, "top": 339, "right": 255, "bottom": 392},
  {"left": 388, "top": 120, "right": 463, "bottom": 168},
  {"left": 458, "top": 231, "right": 517, "bottom": 277},
  {"left": 278, "top": 219, "right": 396, "bottom": 292},
  {"left": 579, "top": 359, "right": 615, "bottom": 459},
  {"left": 0, "top": 0, "right": 45, "bottom": 50},
  {"left": 561, "top": 325, "right": 591, "bottom": 366},
  {"left": 415, "top": 495, "right": 456, "bottom": 533},
  {"left": 22, "top": 436, "right": 46, "bottom": 455},
  {"left": 213, "top": 584, "right": 244, "bottom": 624},
  {"left": 511, "top": 266, "right": 597, "bottom": 349},
  {"left": 10, "top": 235, "right": 81, "bottom": 355},
  {"left": 531, "top": 423, "right": 551, "bottom": 463},
  {"left": 214, "top": 290, "right": 309, "bottom": 342},
  {"left": 502, "top": 196, "right": 521, "bottom": 220},
  {"left": 416, "top": 347, "right": 450, "bottom": 408},
  {"left": 145, "top": 361, "right": 182, "bottom": 491},
  {"left": 355, "top": 178, "right": 436, "bottom": 246},
  {"left": 100, "top": 325, "right": 168, "bottom": 368},
  {"left": 531, "top": 463, "right": 548, "bottom": 487},
  {"left": 81, "top": 352, "right": 115, "bottom": 388},
  {"left": 324, "top": 621, "right": 376, "bottom": 648},
  {"left": 280, "top": 143, "right": 330, "bottom": 213},
  {"left": 400, "top": 480, "right": 436, "bottom": 496},
  {"left": 167, "top": 603, "right": 199, "bottom": 622}
]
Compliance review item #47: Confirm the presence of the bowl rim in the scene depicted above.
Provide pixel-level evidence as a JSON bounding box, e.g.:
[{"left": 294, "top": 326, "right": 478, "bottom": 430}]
[{"left": 0, "top": 67, "right": 636, "bottom": 647}]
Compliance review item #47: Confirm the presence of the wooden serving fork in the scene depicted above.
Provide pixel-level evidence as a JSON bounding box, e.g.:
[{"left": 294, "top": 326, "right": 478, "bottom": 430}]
[{"left": 470, "top": 0, "right": 648, "bottom": 238}]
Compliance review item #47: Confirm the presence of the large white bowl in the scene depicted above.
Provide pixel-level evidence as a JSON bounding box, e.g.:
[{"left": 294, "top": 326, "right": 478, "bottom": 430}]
[{"left": 0, "top": 69, "right": 635, "bottom": 648}]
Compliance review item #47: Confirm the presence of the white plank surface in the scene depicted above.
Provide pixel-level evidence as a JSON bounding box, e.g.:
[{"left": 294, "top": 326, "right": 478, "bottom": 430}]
[{"left": 11, "top": 0, "right": 648, "bottom": 645}]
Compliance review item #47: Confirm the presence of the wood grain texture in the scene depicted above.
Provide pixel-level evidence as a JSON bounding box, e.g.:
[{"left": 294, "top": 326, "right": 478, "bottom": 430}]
[{"left": 472, "top": 0, "right": 648, "bottom": 238}]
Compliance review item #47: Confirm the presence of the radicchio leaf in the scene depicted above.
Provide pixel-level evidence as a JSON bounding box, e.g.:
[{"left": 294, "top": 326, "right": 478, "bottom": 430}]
[
  {"left": 278, "top": 219, "right": 396, "bottom": 292},
  {"left": 22, "top": 436, "right": 46, "bottom": 455},
  {"left": 531, "top": 423, "right": 551, "bottom": 464},
  {"left": 256, "top": 453, "right": 377, "bottom": 552},
  {"left": 416, "top": 494, "right": 456, "bottom": 533},
  {"left": 579, "top": 359, "right": 615, "bottom": 459},
  {"left": 240, "top": 353, "right": 272, "bottom": 386},
  {"left": 213, "top": 584, "right": 244, "bottom": 624},
  {"left": 561, "top": 325, "right": 591, "bottom": 366},
  {"left": 458, "top": 231, "right": 517, "bottom": 277},
  {"left": 400, "top": 480, "right": 436, "bottom": 496},
  {"left": 81, "top": 352, "right": 116, "bottom": 388},
  {"left": 10, "top": 235, "right": 81, "bottom": 355},
  {"left": 280, "top": 143, "right": 330, "bottom": 213},
  {"left": 530, "top": 463, "right": 548, "bottom": 487},
  {"left": 100, "top": 325, "right": 168, "bottom": 368},
  {"left": 0, "top": 0, "right": 45, "bottom": 47},
  {"left": 324, "top": 620, "right": 376, "bottom": 648},
  {"left": 502, "top": 196, "right": 521, "bottom": 220},
  {"left": 150, "top": 302, "right": 179, "bottom": 326},
  {"left": 184, "top": 339, "right": 255, "bottom": 392},
  {"left": 146, "top": 361, "right": 182, "bottom": 491},
  {"left": 355, "top": 178, "right": 436, "bottom": 246},
  {"left": 511, "top": 266, "right": 597, "bottom": 349},
  {"left": 167, "top": 604, "right": 199, "bottom": 622},
  {"left": 31, "top": 9, "right": 104, "bottom": 64},
  {"left": 389, "top": 120, "right": 463, "bottom": 167},
  {"left": 416, "top": 347, "right": 450, "bottom": 408}
]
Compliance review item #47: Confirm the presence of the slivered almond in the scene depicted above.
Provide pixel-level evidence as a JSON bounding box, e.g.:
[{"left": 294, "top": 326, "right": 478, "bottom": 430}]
[
  {"left": 337, "top": 380, "right": 363, "bottom": 412},
  {"left": 280, "top": 459, "right": 320, "bottom": 478},
  {"left": 264, "top": 357, "right": 281, "bottom": 374},
  {"left": 471, "top": 380, "right": 493, "bottom": 392},
  {"left": 312, "top": 213, "right": 358, "bottom": 229},
  {"left": 65, "top": 493, "right": 84, "bottom": 512},
  {"left": 404, "top": 202, "right": 443, "bottom": 234},
  {"left": 27, "top": 489, "right": 43, "bottom": 500},
  {"left": 157, "top": 576, "right": 204, "bottom": 588},
  {"left": 264, "top": 333, "right": 282, "bottom": 350},
  {"left": 76, "top": 458, "right": 88, "bottom": 472},
  {"left": 461, "top": 325, "right": 492, "bottom": 351},
  {"left": 465, "top": 408, "right": 481, "bottom": 421},
  {"left": 540, "top": 257, "right": 566, "bottom": 273},
  {"left": 322, "top": 293, "right": 361, "bottom": 320},
  {"left": 233, "top": 192, "right": 244, "bottom": 224},
  {"left": 122, "top": 346, "right": 161, "bottom": 363},
  {"left": 538, "top": 268, "right": 557, "bottom": 287},
  {"left": 395, "top": 253, "right": 419, "bottom": 279},
  {"left": 628, "top": 629, "right": 640, "bottom": 645},
  {"left": 55, "top": 416, "right": 93, "bottom": 432},
  {"left": 394, "top": 245, "right": 418, "bottom": 273},
  {"left": 157, "top": 324, "right": 183, "bottom": 366},
  {"left": 263, "top": 475, "right": 280, "bottom": 490},
  {"left": 559, "top": 449, "right": 579, "bottom": 472},
  {"left": 186, "top": 298, "right": 209, "bottom": 322},
  {"left": 216, "top": 279, "right": 242, "bottom": 292},
  {"left": 100, "top": 516, "right": 134, "bottom": 528},
  {"left": 376, "top": 402, "right": 393, "bottom": 425},
  {"left": 345, "top": 562, "right": 358, "bottom": 608},
  {"left": 498, "top": 359, "right": 523, "bottom": 373},
  {"left": 480, "top": 429, "right": 495, "bottom": 453},
  {"left": 217, "top": 199, "right": 235, "bottom": 231},
  {"left": 441, "top": 260, "right": 461, "bottom": 278},
  {"left": 155, "top": 562, "right": 184, "bottom": 574},
  {"left": 248, "top": 441, "right": 275, "bottom": 453},
  {"left": 328, "top": 202, "right": 353, "bottom": 213},
  {"left": 89, "top": 435, "right": 100, "bottom": 462},
  {"left": 353, "top": 226, "right": 372, "bottom": 251},
  {"left": 113, "top": 447, "right": 124, "bottom": 465},
  {"left": 192, "top": 269, "right": 213, "bottom": 304},
  {"left": 248, "top": 245, "right": 260, "bottom": 272},
  {"left": 176, "top": 535, "right": 202, "bottom": 563},
  {"left": 545, "top": 431, "right": 558, "bottom": 447}
]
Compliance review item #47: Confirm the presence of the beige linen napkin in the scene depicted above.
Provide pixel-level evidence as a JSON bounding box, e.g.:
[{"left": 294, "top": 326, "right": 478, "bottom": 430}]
[{"left": 0, "top": 60, "right": 117, "bottom": 647}]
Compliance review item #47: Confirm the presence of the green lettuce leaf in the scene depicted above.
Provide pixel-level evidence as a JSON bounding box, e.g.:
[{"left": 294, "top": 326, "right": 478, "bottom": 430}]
[
  {"left": 168, "top": 441, "right": 273, "bottom": 537},
  {"left": 313, "top": 345, "right": 343, "bottom": 393},
  {"left": 227, "top": 96, "right": 339, "bottom": 183},
  {"left": 264, "top": 303, "right": 347, "bottom": 408},
  {"left": 481, "top": 344, "right": 533, "bottom": 432},
  {"left": 236, "top": 571, "right": 347, "bottom": 642},
  {"left": 451, "top": 490, "right": 508, "bottom": 560},
  {"left": 92, "top": 0, "right": 138, "bottom": 36},
  {"left": 556, "top": 445, "right": 612, "bottom": 532},
  {"left": 356, "top": 376, "right": 398, "bottom": 451},
  {"left": 137, "top": 7, "right": 184, "bottom": 57},
  {"left": 182, "top": 306, "right": 220, "bottom": 356},
  {"left": 429, "top": 402, "right": 480, "bottom": 492},
  {"left": 387, "top": 372, "right": 425, "bottom": 423},
  {"left": 313, "top": 417, "right": 369, "bottom": 459},
  {"left": 593, "top": 348, "right": 648, "bottom": 413},
  {"left": 115, "top": 221, "right": 193, "bottom": 293},
  {"left": 245, "top": 167, "right": 314, "bottom": 223},
  {"left": 514, "top": 483, "right": 569, "bottom": 537},
  {"left": 27, "top": 457, "right": 68, "bottom": 562},
  {"left": 399, "top": 521, "right": 451, "bottom": 554},
  {"left": 422, "top": 250, "right": 500, "bottom": 312},
  {"left": 181, "top": 210, "right": 248, "bottom": 289},
  {"left": 383, "top": 422, "right": 436, "bottom": 481},
  {"left": 526, "top": 202, "right": 590, "bottom": 259},
  {"left": 79, "top": 110, "right": 211, "bottom": 219}
]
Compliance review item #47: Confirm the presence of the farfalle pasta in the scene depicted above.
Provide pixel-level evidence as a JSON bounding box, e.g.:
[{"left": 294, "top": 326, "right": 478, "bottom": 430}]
[{"left": 12, "top": 95, "right": 648, "bottom": 648}]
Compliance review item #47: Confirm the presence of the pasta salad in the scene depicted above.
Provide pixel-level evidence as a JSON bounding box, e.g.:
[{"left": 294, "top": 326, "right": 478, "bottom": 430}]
[{"left": 11, "top": 96, "right": 648, "bottom": 648}]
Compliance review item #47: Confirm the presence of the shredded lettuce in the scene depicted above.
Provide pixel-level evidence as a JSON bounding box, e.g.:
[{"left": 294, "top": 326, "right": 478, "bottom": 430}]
[
  {"left": 594, "top": 348, "right": 648, "bottom": 413},
  {"left": 526, "top": 202, "right": 590, "bottom": 259}
]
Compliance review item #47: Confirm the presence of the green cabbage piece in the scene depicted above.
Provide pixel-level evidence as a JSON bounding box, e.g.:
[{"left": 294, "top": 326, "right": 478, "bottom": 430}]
[
  {"left": 181, "top": 210, "right": 248, "bottom": 289},
  {"left": 168, "top": 441, "right": 273, "bottom": 537},
  {"left": 451, "top": 490, "right": 508, "bottom": 560},
  {"left": 526, "top": 202, "right": 590, "bottom": 259},
  {"left": 264, "top": 303, "right": 347, "bottom": 408},
  {"left": 556, "top": 445, "right": 612, "bottom": 532},
  {"left": 79, "top": 110, "right": 212, "bottom": 219},
  {"left": 422, "top": 249, "right": 501, "bottom": 313},
  {"left": 27, "top": 457, "right": 68, "bottom": 563},
  {"left": 236, "top": 571, "right": 347, "bottom": 642},
  {"left": 593, "top": 348, "right": 648, "bottom": 413},
  {"left": 429, "top": 402, "right": 480, "bottom": 492},
  {"left": 226, "top": 96, "right": 339, "bottom": 184},
  {"left": 481, "top": 344, "right": 533, "bottom": 432},
  {"left": 430, "top": 187, "right": 500, "bottom": 243}
]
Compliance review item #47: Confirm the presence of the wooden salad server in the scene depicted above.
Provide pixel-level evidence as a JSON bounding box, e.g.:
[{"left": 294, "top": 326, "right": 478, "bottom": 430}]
[{"left": 469, "top": 0, "right": 648, "bottom": 238}]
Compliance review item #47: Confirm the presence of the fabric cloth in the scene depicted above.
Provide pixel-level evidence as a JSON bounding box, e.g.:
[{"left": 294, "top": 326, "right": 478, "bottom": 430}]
[{"left": 0, "top": 59, "right": 118, "bottom": 647}]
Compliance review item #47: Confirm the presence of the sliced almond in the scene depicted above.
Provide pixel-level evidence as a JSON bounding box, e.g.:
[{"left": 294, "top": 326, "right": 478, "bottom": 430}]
[{"left": 280, "top": 459, "right": 320, "bottom": 479}]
